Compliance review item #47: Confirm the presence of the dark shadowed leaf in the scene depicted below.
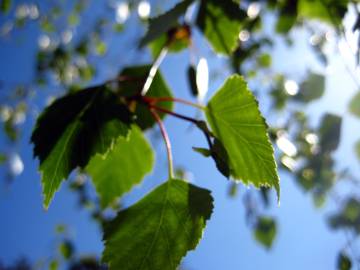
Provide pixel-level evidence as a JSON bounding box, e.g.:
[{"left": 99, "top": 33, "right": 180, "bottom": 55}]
[
  {"left": 294, "top": 73, "right": 325, "bottom": 102},
  {"left": 328, "top": 198, "right": 360, "bottom": 234},
  {"left": 86, "top": 125, "right": 154, "bottom": 208},
  {"left": 139, "top": 0, "right": 194, "bottom": 47},
  {"left": 103, "top": 179, "right": 213, "bottom": 270},
  {"left": 119, "top": 65, "right": 173, "bottom": 129},
  {"left": 337, "top": 252, "right": 352, "bottom": 270},
  {"left": 318, "top": 113, "right": 342, "bottom": 152},
  {"left": 31, "top": 86, "right": 132, "bottom": 208},
  {"left": 254, "top": 216, "right": 277, "bottom": 249},
  {"left": 196, "top": 0, "right": 246, "bottom": 55},
  {"left": 205, "top": 75, "right": 280, "bottom": 199},
  {"left": 0, "top": 0, "right": 11, "bottom": 13}
]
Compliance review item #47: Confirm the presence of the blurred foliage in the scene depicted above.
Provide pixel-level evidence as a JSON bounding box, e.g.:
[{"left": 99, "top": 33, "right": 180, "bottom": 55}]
[{"left": 1, "top": 0, "right": 360, "bottom": 269}]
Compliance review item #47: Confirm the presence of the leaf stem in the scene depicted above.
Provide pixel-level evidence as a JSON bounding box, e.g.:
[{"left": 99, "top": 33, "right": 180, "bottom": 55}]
[
  {"left": 150, "top": 104, "right": 199, "bottom": 125},
  {"left": 144, "top": 96, "right": 205, "bottom": 110},
  {"left": 149, "top": 108, "right": 174, "bottom": 179}
]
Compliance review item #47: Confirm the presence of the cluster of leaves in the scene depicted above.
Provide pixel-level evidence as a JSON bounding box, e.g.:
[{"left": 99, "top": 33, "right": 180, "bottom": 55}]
[{"left": 1, "top": 0, "right": 360, "bottom": 269}]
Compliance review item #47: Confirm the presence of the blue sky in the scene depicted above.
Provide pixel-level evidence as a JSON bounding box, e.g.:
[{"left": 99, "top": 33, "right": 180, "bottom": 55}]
[{"left": 1, "top": 1, "right": 360, "bottom": 269}]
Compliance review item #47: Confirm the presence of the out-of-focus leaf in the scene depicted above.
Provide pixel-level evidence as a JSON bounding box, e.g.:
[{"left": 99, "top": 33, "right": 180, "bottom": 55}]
[
  {"left": 254, "top": 216, "right": 277, "bottom": 249},
  {"left": 59, "top": 240, "right": 74, "bottom": 259},
  {"left": 49, "top": 260, "right": 59, "bottom": 270},
  {"left": 0, "top": 153, "right": 6, "bottom": 164},
  {"left": 328, "top": 198, "right": 360, "bottom": 234},
  {"left": 355, "top": 140, "right": 360, "bottom": 162},
  {"left": 349, "top": 91, "right": 360, "bottom": 118},
  {"left": 275, "top": 0, "right": 298, "bottom": 33},
  {"left": 318, "top": 113, "right": 342, "bottom": 152},
  {"left": 0, "top": 0, "right": 11, "bottom": 13},
  {"left": 119, "top": 65, "right": 173, "bottom": 129},
  {"left": 257, "top": 53, "right": 272, "bottom": 68},
  {"left": 294, "top": 73, "right": 325, "bottom": 102},
  {"left": 196, "top": 0, "right": 246, "bottom": 55},
  {"left": 139, "top": 0, "right": 194, "bottom": 47},
  {"left": 205, "top": 75, "right": 280, "bottom": 200},
  {"left": 86, "top": 125, "right": 154, "bottom": 208},
  {"left": 103, "top": 179, "right": 213, "bottom": 270},
  {"left": 31, "top": 86, "right": 132, "bottom": 208},
  {"left": 337, "top": 252, "right": 352, "bottom": 270},
  {"left": 149, "top": 25, "right": 191, "bottom": 58},
  {"left": 297, "top": 0, "right": 348, "bottom": 27}
]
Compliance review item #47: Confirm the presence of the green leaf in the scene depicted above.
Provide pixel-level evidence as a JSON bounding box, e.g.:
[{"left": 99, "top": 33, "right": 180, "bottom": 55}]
[
  {"left": 139, "top": 0, "right": 194, "bottom": 47},
  {"left": 349, "top": 91, "right": 360, "bottom": 118},
  {"left": 328, "top": 198, "right": 360, "bottom": 234},
  {"left": 318, "top": 113, "right": 342, "bottom": 152},
  {"left": 254, "top": 216, "right": 277, "bottom": 249},
  {"left": 294, "top": 73, "right": 325, "bottom": 102},
  {"left": 0, "top": 0, "right": 11, "bottom": 13},
  {"left": 337, "top": 252, "right": 352, "bottom": 270},
  {"left": 31, "top": 86, "right": 132, "bottom": 209},
  {"left": 192, "top": 147, "right": 211, "bottom": 157},
  {"left": 103, "top": 179, "right": 213, "bottom": 270},
  {"left": 86, "top": 125, "right": 154, "bottom": 208},
  {"left": 196, "top": 0, "right": 246, "bottom": 55},
  {"left": 298, "top": 0, "right": 348, "bottom": 26},
  {"left": 205, "top": 75, "right": 280, "bottom": 199},
  {"left": 119, "top": 65, "right": 173, "bottom": 129},
  {"left": 355, "top": 140, "right": 360, "bottom": 162},
  {"left": 59, "top": 240, "right": 74, "bottom": 259}
]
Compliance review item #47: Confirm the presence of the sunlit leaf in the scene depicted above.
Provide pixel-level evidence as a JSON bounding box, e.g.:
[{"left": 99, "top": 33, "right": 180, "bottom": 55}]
[
  {"left": 298, "top": 0, "right": 348, "bottom": 26},
  {"left": 205, "top": 75, "right": 280, "bottom": 199},
  {"left": 31, "top": 86, "right": 132, "bottom": 208},
  {"left": 254, "top": 216, "right": 277, "bottom": 249},
  {"left": 196, "top": 0, "right": 246, "bottom": 55},
  {"left": 349, "top": 91, "right": 360, "bottom": 118},
  {"left": 103, "top": 179, "right": 213, "bottom": 270},
  {"left": 86, "top": 125, "right": 154, "bottom": 208}
]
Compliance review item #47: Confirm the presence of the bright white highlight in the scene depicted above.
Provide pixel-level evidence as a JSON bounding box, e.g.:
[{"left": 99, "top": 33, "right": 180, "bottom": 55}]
[
  {"left": 247, "top": 2, "right": 260, "bottom": 19},
  {"left": 138, "top": 1, "right": 151, "bottom": 19},
  {"left": 196, "top": 58, "right": 209, "bottom": 102},
  {"left": 284, "top": 80, "right": 299, "bottom": 96},
  {"left": 116, "top": 2, "right": 129, "bottom": 23}
]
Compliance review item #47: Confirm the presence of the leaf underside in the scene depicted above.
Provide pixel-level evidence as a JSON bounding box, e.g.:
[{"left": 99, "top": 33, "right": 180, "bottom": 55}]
[
  {"left": 86, "top": 125, "right": 154, "bottom": 208},
  {"left": 103, "top": 179, "right": 213, "bottom": 270},
  {"left": 196, "top": 0, "right": 246, "bottom": 55}
]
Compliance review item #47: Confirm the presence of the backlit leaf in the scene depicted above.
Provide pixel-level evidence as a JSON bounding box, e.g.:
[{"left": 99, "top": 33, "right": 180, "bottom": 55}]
[
  {"left": 349, "top": 91, "right": 360, "bottom": 118},
  {"left": 31, "top": 86, "right": 132, "bottom": 208},
  {"left": 103, "top": 179, "right": 213, "bottom": 270},
  {"left": 196, "top": 0, "right": 246, "bottom": 55},
  {"left": 205, "top": 75, "right": 280, "bottom": 199},
  {"left": 86, "top": 125, "right": 154, "bottom": 208}
]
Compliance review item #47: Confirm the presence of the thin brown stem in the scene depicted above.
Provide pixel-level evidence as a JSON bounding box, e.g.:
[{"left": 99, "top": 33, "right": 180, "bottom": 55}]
[
  {"left": 149, "top": 108, "right": 174, "bottom": 179},
  {"left": 150, "top": 104, "right": 199, "bottom": 125},
  {"left": 145, "top": 96, "right": 205, "bottom": 110}
]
